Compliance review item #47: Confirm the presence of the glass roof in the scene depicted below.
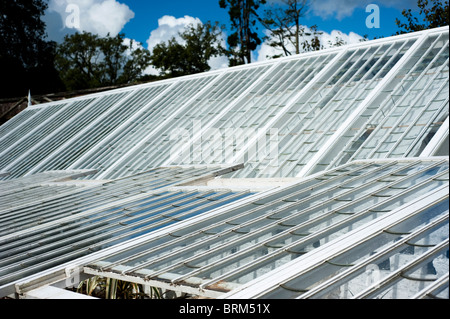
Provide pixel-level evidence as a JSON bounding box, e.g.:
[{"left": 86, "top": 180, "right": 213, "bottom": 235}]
[
  {"left": 233, "top": 38, "right": 416, "bottom": 177},
  {"left": 31, "top": 86, "right": 173, "bottom": 176},
  {"left": 84, "top": 158, "right": 449, "bottom": 298},
  {"left": 0, "top": 27, "right": 447, "bottom": 181},
  {"left": 0, "top": 165, "right": 252, "bottom": 295},
  {"left": 70, "top": 75, "right": 219, "bottom": 179},
  {"left": 254, "top": 198, "right": 448, "bottom": 299},
  {"left": 0, "top": 26, "right": 448, "bottom": 300},
  {"left": 0, "top": 97, "right": 105, "bottom": 178},
  {"left": 175, "top": 51, "right": 337, "bottom": 170},
  {"left": 312, "top": 31, "right": 449, "bottom": 175},
  {"left": 104, "top": 66, "right": 272, "bottom": 179},
  {"left": 0, "top": 169, "right": 97, "bottom": 211}
]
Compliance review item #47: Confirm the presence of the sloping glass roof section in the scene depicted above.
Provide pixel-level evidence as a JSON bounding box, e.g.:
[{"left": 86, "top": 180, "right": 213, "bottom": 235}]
[
  {"left": 68, "top": 75, "right": 219, "bottom": 179},
  {"left": 0, "top": 169, "right": 96, "bottom": 202},
  {"left": 229, "top": 36, "right": 418, "bottom": 178},
  {"left": 172, "top": 51, "right": 338, "bottom": 168},
  {"left": 0, "top": 108, "right": 47, "bottom": 149},
  {"left": 0, "top": 95, "right": 122, "bottom": 179},
  {"left": 226, "top": 184, "right": 448, "bottom": 299},
  {"left": 229, "top": 29, "right": 449, "bottom": 178},
  {"left": 101, "top": 65, "right": 273, "bottom": 179},
  {"left": 27, "top": 85, "right": 174, "bottom": 176},
  {"left": 0, "top": 164, "right": 251, "bottom": 296},
  {"left": 0, "top": 27, "right": 447, "bottom": 182},
  {"left": 0, "top": 165, "right": 243, "bottom": 235},
  {"left": 84, "top": 158, "right": 448, "bottom": 298},
  {"left": 0, "top": 102, "right": 72, "bottom": 167},
  {"left": 310, "top": 30, "right": 449, "bottom": 175}
]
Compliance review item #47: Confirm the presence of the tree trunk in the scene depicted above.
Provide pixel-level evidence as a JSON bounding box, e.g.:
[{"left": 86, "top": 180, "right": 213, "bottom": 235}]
[{"left": 244, "top": 0, "right": 252, "bottom": 64}]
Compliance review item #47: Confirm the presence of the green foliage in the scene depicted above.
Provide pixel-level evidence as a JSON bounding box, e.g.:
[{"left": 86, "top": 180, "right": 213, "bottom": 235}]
[
  {"left": 77, "top": 275, "right": 101, "bottom": 296},
  {"left": 55, "top": 32, "right": 103, "bottom": 90},
  {"left": 0, "top": 0, "right": 47, "bottom": 68},
  {"left": 395, "top": 0, "right": 449, "bottom": 34},
  {"left": 55, "top": 32, "right": 151, "bottom": 91},
  {"left": 219, "top": 0, "right": 267, "bottom": 65},
  {"left": 0, "top": 0, "right": 64, "bottom": 98},
  {"left": 151, "top": 21, "right": 225, "bottom": 77},
  {"left": 77, "top": 276, "right": 162, "bottom": 299}
]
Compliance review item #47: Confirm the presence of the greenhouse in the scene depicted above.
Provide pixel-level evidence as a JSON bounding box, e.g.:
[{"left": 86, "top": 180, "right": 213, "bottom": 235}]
[{"left": 0, "top": 26, "right": 448, "bottom": 299}]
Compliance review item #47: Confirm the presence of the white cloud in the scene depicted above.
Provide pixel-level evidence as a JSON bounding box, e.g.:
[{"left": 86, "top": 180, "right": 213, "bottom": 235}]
[
  {"left": 310, "top": 0, "right": 367, "bottom": 20},
  {"left": 208, "top": 54, "right": 230, "bottom": 71},
  {"left": 257, "top": 26, "right": 365, "bottom": 62},
  {"left": 146, "top": 15, "right": 202, "bottom": 52},
  {"left": 48, "top": 0, "right": 135, "bottom": 37},
  {"left": 122, "top": 37, "right": 142, "bottom": 55}
]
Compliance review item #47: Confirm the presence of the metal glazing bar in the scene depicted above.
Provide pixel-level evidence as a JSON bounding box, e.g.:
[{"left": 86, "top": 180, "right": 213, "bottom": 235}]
[
  {"left": 421, "top": 117, "right": 449, "bottom": 157},
  {"left": 412, "top": 272, "right": 449, "bottom": 299}
]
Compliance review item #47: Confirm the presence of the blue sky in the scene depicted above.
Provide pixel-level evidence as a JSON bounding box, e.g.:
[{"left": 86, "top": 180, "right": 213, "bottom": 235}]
[
  {"left": 118, "top": 0, "right": 411, "bottom": 44},
  {"left": 120, "top": 1, "right": 231, "bottom": 45},
  {"left": 44, "top": 0, "right": 421, "bottom": 65}
]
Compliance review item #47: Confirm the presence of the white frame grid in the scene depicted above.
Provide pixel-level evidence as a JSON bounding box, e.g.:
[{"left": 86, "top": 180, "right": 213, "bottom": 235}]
[
  {"left": 224, "top": 184, "right": 448, "bottom": 299},
  {"left": 233, "top": 38, "right": 418, "bottom": 178},
  {"left": 0, "top": 27, "right": 447, "bottom": 181},
  {"left": 83, "top": 157, "right": 449, "bottom": 299}
]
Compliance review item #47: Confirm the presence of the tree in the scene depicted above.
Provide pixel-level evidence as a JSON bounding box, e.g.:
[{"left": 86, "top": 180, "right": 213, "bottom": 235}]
[
  {"left": 219, "top": 0, "right": 267, "bottom": 65},
  {"left": 395, "top": 0, "right": 449, "bottom": 34},
  {"left": 121, "top": 43, "right": 153, "bottom": 84},
  {"left": 0, "top": 0, "right": 64, "bottom": 98},
  {"left": 100, "top": 35, "right": 151, "bottom": 86},
  {"left": 260, "top": 0, "right": 323, "bottom": 58},
  {"left": 55, "top": 32, "right": 104, "bottom": 90},
  {"left": 151, "top": 38, "right": 188, "bottom": 77},
  {"left": 55, "top": 32, "right": 151, "bottom": 91},
  {"left": 181, "top": 22, "right": 225, "bottom": 73},
  {"left": 101, "top": 34, "right": 130, "bottom": 86},
  {"left": 151, "top": 21, "right": 225, "bottom": 77}
]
